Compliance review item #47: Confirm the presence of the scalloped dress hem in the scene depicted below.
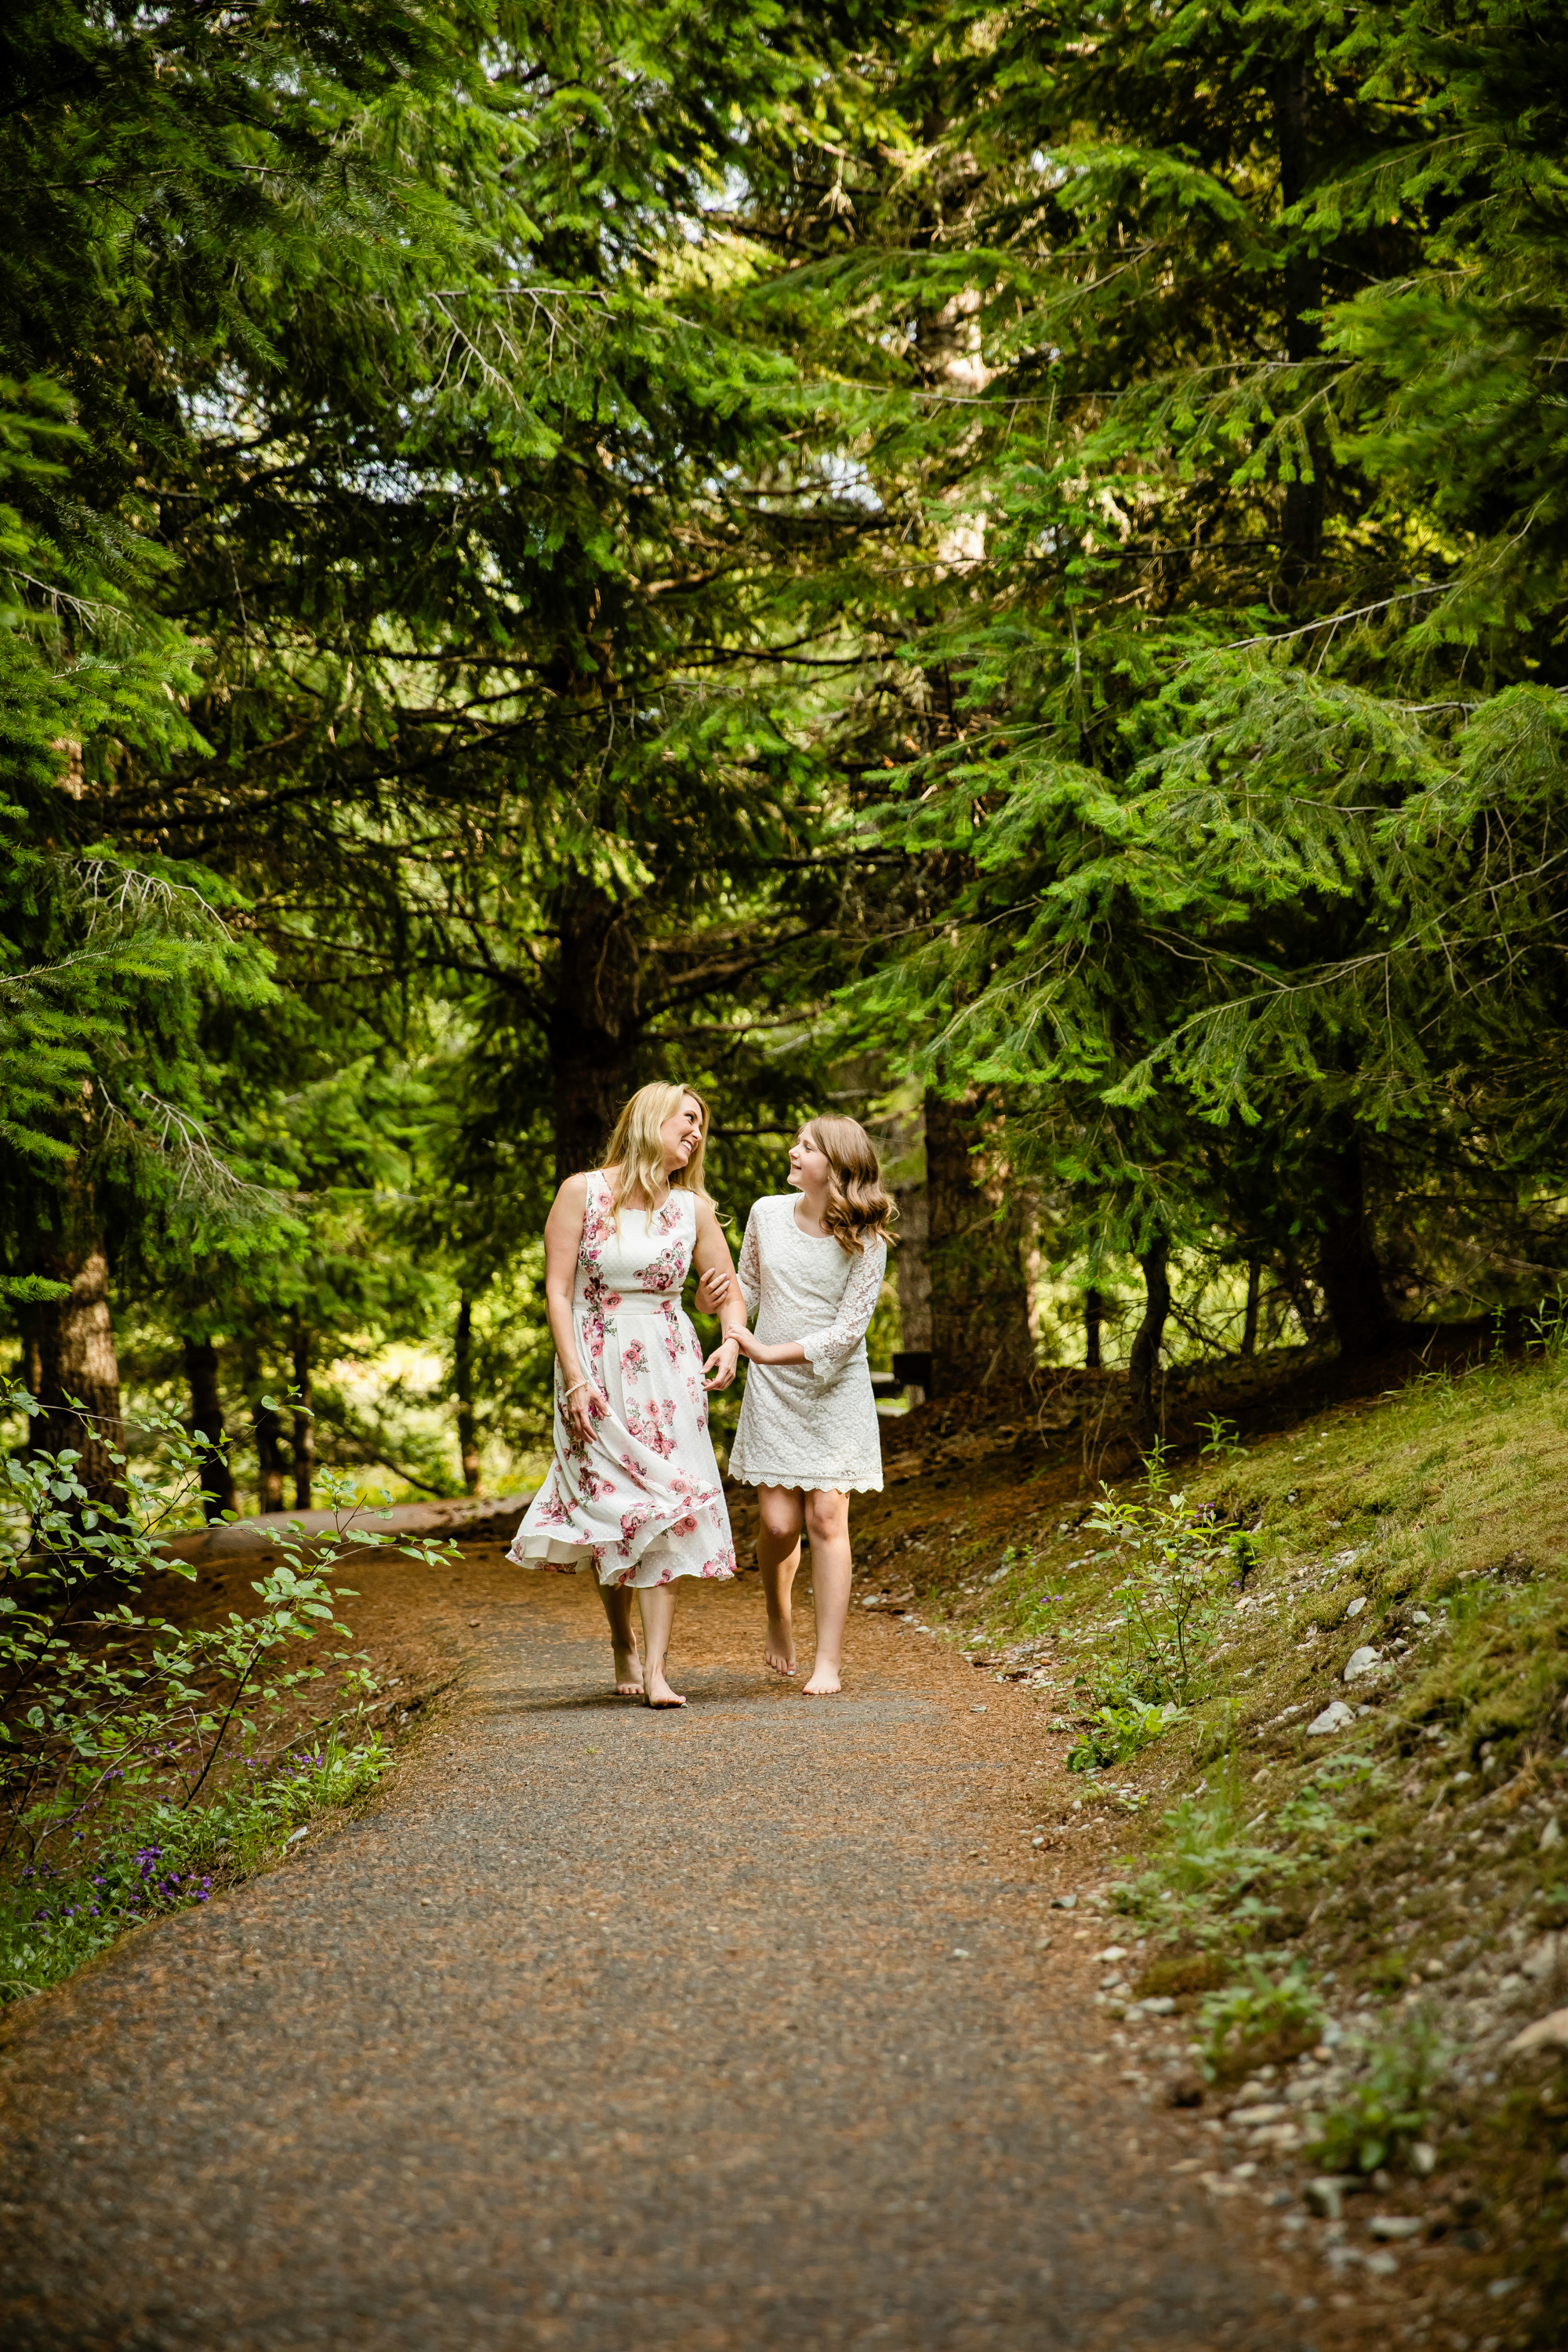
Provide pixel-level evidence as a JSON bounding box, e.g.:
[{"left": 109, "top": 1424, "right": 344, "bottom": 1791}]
[{"left": 724, "top": 1465, "right": 884, "bottom": 1494}]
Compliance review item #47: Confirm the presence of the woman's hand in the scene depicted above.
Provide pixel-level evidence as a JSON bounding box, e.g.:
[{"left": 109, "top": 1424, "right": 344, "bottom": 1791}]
[
  {"left": 561, "top": 1377, "right": 606, "bottom": 1447},
  {"left": 702, "top": 1338, "right": 740, "bottom": 1391},
  {"left": 692, "top": 1263, "right": 732, "bottom": 1314}
]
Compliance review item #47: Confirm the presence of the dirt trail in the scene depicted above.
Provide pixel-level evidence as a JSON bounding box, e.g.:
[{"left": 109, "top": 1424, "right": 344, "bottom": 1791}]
[{"left": 0, "top": 1553, "right": 1346, "bottom": 2350}]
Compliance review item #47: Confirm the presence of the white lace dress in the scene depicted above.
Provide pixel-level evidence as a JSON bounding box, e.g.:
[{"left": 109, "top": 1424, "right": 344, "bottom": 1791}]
[
  {"left": 506, "top": 1174, "right": 736, "bottom": 1588},
  {"left": 726, "top": 1193, "right": 887, "bottom": 1494}
]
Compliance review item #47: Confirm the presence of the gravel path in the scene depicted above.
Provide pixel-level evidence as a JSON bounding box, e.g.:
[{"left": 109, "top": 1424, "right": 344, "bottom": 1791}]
[{"left": 0, "top": 1556, "right": 1319, "bottom": 2350}]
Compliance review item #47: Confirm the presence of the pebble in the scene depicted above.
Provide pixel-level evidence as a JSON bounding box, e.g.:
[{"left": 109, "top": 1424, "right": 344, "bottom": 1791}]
[
  {"left": 1304, "top": 2177, "right": 1348, "bottom": 2220},
  {"left": 1342, "top": 1646, "right": 1382, "bottom": 1685},
  {"left": 1541, "top": 1818, "right": 1563, "bottom": 1852},
  {"left": 1344, "top": 1596, "right": 1367, "bottom": 1620},
  {"left": 1051, "top": 1893, "right": 1078, "bottom": 1911},
  {"left": 1368, "top": 2215, "right": 1423, "bottom": 2241},
  {"left": 1307, "top": 1700, "right": 1356, "bottom": 1737}
]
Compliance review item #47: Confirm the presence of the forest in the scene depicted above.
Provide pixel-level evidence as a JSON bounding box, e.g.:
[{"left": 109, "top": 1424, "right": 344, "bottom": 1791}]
[{"left": 5, "top": 0, "right": 1566, "bottom": 1515}]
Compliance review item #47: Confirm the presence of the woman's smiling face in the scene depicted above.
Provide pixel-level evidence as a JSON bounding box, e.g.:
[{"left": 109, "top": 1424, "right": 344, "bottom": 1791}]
[
  {"left": 660, "top": 1093, "right": 705, "bottom": 1170},
  {"left": 786, "top": 1127, "right": 830, "bottom": 1192}
]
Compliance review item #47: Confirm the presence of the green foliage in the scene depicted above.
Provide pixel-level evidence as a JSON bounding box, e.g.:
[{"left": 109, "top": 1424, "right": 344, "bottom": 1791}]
[
  {"left": 0, "top": 1727, "right": 389, "bottom": 2002},
  {"left": 1311, "top": 2013, "right": 1446, "bottom": 2175},
  {"left": 1087, "top": 1484, "right": 1237, "bottom": 1706},
  {"left": 0, "top": 1382, "right": 456, "bottom": 1875},
  {"left": 1067, "top": 1697, "right": 1183, "bottom": 1773},
  {"left": 1200, "top": 1959, "right": 1324, "bottom": 2085}
]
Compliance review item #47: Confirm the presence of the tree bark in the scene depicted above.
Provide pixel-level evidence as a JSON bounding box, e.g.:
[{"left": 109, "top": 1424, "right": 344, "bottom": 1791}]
[
  {"left": 1084, "top": 1285, "right": 1104, "bottom": 1371},
  {"left": 183, "top": 1336, "right": 234, "bottom": 1523},
  {"left": 924, "top": 1087, "right": 1035, "bottom": 1396},
  {"left": 1316, "top": 1133, "right": 1390, "bottom": 1359},
  {"left": 291, "top": 1327, "right": 314, "bottom": 1512},
  {"left": 548, "top": 884, "right": 644, "bottom": 1185},
  {"left": 454, "top": 1294, "right": 481, "bottom": 1494},
  {"left": 1127, "top": 1237, "right": 1171, "bottom": 1427},
  {"left": 1273, "top": 53, "right": 1324, "bottom": 583},
  {"left": 1241, "top": 1255, "right": 1261, "bottom": 1357},
  {"left": 239, "top": 1343, "right": 285, "bottom": 1513},
  {"left": 24, "top": 1229, "right": 125, "bottom": 1509}
]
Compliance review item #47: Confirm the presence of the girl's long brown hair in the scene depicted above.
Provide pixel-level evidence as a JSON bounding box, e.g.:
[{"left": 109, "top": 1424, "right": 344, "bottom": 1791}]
[{"left": 801, "top": 1114, "right": 898, "bottom": 1257}]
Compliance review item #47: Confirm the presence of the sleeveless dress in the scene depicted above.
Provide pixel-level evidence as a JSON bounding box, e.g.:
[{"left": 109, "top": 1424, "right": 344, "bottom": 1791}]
[
  {"left": 506, "top": 1174, "right": 736, "bottom": 1588},
  {"left": 726, "top": 1193, "right": 887, "bottom": 1494}
]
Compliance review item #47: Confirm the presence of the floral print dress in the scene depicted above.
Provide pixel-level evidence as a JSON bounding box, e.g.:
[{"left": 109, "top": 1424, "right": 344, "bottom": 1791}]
[{"left": 507, "top": 1174, "right": 736, "bottom": 1588}]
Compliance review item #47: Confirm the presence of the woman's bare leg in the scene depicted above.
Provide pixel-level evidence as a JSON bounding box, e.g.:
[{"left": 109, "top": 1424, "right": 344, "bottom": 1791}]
[
  {"left": 594, "top": 1580, "right": 642, "bottom": 1696},
  {"left": 755, "top": 1484, "right": 805, "bottom": 1675},
  {"left": 636, "top": 1581, "right": 684, "bottom": 1708},
  {"left": 801, "top": 1488, "right": 852, "bottom": 1697}
]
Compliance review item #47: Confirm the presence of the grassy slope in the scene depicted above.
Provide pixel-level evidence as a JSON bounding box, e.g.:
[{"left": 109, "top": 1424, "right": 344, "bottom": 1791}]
[{"left": 858, "top": 1341, "right": 1568, "bottom": 2349}]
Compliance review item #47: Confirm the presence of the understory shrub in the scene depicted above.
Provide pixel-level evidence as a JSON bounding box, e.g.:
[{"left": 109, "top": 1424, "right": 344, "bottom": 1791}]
[
  {"left": 0, "top": 1384, "right": 453, "bottom": 1998},
  {"left": 1310, "top": 2013, "right": 1446, "bottom": 2175},
  {"left": 1200, "top": 1958, "right": 1324, "bottom": 2083}
]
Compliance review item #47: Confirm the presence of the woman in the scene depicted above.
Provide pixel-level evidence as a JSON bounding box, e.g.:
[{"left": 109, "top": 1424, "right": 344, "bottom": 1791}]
[
  {"left": 508, "top": 1083, "right": 746, "bottom": 1708},
  {"left": 708, "top": 1116, "right": 895, "bottom": 1697}
]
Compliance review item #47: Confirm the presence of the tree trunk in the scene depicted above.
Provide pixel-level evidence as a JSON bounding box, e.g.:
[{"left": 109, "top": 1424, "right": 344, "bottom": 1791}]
[
  {"left": 1273, "top": 54, "right": 1324, "bottom": 583},
  {"left": 454, "top": 1294, "right": 481, "bottom": 1494},
  {"left": 548, "top": 884, "right": 644, "bottom": 1185},
  {"left": 240, "top": 1343, "right": 285, "bottom": 1513},
  {"left": 183, "top": 1336, "right": 234, "bottom": 1523},
  {"left": 1241, "top": 1256, "right": 1261, "bottom": 1357},
  {"left": 1127, "top": 1237, "right": 1171, "bottom": 1428},
  {"left": 291, "top": 1327, "right": 314, "bottom": 1512},
  {"left": 924, "top": 1087, "right": 1035, "bottom": 1396},
  {"left": 25, "top": 1229, "right": 125, "bottom": 1509},
  {"left": 1084, "top": 1285, "right": 1103, "bottom": 1371},
  {"left": 1316, "top": 1134, "right": 1390, "bottom": 1359}
]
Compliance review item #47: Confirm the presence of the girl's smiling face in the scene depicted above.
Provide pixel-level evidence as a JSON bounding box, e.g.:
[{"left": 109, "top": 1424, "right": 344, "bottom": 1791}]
[
  {"left": 660, "top": 1094, "right": 705, "bottom": 1170},
  {"left": 786, "top": 1127, "right": 830, "bottom": 1192}
]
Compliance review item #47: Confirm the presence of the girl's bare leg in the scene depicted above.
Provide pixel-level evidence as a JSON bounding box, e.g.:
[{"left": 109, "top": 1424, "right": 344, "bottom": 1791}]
[
  {"left": 756, "top": 1484, "right": 805, "bottom": 1675},
  {"left": 594, "top": 1580, "right": 642, "bottom": 1696},
  {"left": 636, "top": 1581, "right": 684, "bottom": 1708},
  {"left": 801, "top": 1488, "right": 852, "bottom": 1697}
]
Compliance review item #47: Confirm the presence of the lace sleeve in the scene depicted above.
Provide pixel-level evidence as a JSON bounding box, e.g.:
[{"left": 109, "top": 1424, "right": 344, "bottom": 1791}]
[
  {"left": 737, "top": 1204, "right": 762, "bottom": 1321},
  {"left": 801, "top": 1238, "right": 887, "bottom": 1381}
]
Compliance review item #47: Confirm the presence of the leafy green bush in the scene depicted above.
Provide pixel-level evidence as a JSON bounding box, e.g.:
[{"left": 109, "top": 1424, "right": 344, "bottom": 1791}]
[
  {"left": 0, "top": 1382, "right": 454, "bottom": 1995},
  {"left": 1086, "top": 1485, "right": 1244, "bottom": 1706},
  {"left": 1200, "top": 1958, "right": 1323, "bottom": 2083},
  {"left": 0, "top": 1727, "right": 390, "bottom": 1998},
  {"left": 1067, "top": 1698, "right": 1184, "bottom": 1772},
  {"left": 1311, "top": 2013, "right": 1446, "bottom": 2174}
]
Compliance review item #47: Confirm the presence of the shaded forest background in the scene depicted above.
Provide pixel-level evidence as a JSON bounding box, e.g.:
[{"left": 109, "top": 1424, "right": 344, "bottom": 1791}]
[{"left": 5, "top": 0, "right": 1566, "bottom": 1515}]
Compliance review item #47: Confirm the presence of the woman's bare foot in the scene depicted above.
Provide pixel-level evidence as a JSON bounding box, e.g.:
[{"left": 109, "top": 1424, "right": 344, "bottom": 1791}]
[
  {"left": 764, "top": 1610, "right": 797, "bottom": 1677},
  {"left": 612, "top": 1641, "right": 644, "bottom": 1698},
  {"left": 643, "top": 1663, "right": 686, "bottom": 1708},
  {"left": 802, "top": 1661, "right": 842, "bottom": 1697}
]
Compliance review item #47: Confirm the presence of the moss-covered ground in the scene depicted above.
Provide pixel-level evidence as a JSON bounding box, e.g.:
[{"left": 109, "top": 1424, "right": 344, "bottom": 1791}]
[{"left": 828, "top": 1334, "right": 1568, "bottom": 2351}]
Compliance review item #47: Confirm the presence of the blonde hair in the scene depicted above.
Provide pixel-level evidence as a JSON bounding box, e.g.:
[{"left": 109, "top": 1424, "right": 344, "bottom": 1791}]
[
  {"left": 800, "top": 1114, "right": 898, "bottom": 1256},
  {"left": 602, "top": 1083, "right": 713, "bottom": 1224}
]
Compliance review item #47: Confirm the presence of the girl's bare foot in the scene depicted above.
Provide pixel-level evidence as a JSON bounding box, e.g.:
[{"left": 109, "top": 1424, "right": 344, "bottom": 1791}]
[
  {"left": 802, "top": 1662, "right": 842, "bottom": 1697},
  {"left": 764, "top": 1610, "right": 797, "bottom": 1677},
  {"left": 643, "top": 1664, "right": 686, "bottom": 1708},
  {"left": 612, "top": 1641, "right": 644, "bottom": 1698}
]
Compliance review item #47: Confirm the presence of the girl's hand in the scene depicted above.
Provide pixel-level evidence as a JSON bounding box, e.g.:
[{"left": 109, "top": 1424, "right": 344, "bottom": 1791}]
[
  {"left": 702, "top": 1338, "right": 740, "bottom": 1390},
  {"left": 732, "top": 1328, "right": 764, "bottom": 1363},
  {"left": 692, "top": 1264, "right": 732, "bottom": 1314},
  {"left": 561, "top": 1378, "right": 606, "bottom": 1446}
]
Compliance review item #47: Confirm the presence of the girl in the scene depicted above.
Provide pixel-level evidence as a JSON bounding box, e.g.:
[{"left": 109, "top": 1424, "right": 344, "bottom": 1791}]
[
  {"left": 710, "top": 1116, "right": 895, "bottom": 1696},
  {"left": 508, "top": 1083, "right": 746, "bottom": 1708}
]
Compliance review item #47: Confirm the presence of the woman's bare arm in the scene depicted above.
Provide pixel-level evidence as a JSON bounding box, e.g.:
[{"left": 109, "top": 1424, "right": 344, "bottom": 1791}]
[
  {"left": 542, "top": 1174, "right": 600, "bottom": 1443},
  {"left": 692, "top": 1199, "right": 747, "bottom": 1388}
]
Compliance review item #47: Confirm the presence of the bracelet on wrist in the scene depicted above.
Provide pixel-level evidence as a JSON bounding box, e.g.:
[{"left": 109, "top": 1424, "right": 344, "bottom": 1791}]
[{"left": 562, "top": 1377, "right": 591, "bottom": 1401}]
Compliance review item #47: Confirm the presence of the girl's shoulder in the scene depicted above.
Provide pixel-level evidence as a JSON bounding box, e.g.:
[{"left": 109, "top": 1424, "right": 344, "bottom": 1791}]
[{"left": 750, "top": 1192, "right": 796, "bottom": 1225}]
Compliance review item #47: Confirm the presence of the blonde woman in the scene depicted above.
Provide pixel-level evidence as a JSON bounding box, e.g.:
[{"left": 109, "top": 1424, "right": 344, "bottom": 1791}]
[
  {"left": 509, "top": 1083, "right": 747, "bottom": 1708},
  {"left": 705, "top": 1116, "right": 895, "bottom": 1696}
]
